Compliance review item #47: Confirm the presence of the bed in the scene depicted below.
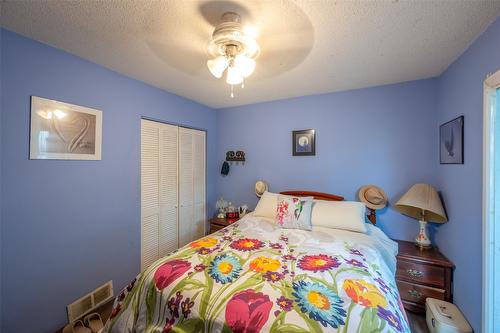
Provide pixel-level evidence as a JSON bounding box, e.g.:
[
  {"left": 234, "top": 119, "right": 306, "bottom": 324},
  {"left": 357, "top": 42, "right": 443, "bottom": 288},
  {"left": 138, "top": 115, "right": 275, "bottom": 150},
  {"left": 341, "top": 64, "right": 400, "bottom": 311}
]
[{"left": 103, "top": 191, "right": 410, "bottom": 333}]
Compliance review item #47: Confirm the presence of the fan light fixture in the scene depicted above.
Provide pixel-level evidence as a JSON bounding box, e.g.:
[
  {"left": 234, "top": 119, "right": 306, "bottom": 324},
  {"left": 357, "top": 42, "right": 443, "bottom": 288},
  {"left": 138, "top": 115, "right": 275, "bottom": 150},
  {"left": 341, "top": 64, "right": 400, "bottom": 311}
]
[{"left": 207, "top": 12, "right": 260, "bottom": 98}]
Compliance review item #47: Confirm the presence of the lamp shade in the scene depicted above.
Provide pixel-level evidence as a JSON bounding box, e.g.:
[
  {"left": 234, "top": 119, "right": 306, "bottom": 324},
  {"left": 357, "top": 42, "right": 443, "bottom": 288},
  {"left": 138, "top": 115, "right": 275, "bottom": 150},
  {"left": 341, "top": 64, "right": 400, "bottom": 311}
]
[{"left": 394, "top": 183, "right": 447, "bottom": 223}]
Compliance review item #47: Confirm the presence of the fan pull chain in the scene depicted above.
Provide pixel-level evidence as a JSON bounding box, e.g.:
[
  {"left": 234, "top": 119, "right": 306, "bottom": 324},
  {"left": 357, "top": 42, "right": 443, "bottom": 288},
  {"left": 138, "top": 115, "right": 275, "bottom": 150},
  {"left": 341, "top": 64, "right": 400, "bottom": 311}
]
[
  {"left": 241, "top": 80, "right": 245, "bottom": 89},
  {"left": 230, "top": 85, "right": 234, "bottom": 98}
]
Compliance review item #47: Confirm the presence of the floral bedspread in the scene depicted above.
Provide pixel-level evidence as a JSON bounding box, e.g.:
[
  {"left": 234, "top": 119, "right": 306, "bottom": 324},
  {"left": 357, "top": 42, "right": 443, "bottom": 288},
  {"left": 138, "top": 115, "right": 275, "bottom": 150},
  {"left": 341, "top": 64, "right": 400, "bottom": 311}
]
[{"left": 103, "top": 215, "right": 410, "bottom": 333}]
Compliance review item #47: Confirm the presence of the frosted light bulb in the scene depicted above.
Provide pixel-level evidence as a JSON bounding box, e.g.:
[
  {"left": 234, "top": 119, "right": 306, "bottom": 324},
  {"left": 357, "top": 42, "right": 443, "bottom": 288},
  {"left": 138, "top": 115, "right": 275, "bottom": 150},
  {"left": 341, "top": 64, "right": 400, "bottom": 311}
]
[
  {"left": 207, "top": 56, "right": 229, "bottom": 78},
  {"left": 226, "top": 66, "right": 244, "bottom": 85},
  {"left": 234, "top": 55, "right": 256, "bottom": 78}
]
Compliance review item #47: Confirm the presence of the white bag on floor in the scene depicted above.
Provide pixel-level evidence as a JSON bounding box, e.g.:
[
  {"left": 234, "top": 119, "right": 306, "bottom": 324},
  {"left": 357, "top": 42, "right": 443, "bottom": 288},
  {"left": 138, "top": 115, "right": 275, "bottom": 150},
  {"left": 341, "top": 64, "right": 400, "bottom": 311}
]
[{"left": 426, "top": 298, "right": 472, "bottom": 333}]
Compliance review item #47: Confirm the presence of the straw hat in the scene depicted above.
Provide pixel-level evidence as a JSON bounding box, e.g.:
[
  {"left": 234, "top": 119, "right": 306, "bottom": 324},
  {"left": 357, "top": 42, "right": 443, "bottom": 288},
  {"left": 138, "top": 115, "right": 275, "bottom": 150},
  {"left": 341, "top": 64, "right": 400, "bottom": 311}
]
[
  {"left": 255, "top": 180, "right": 268, "bottom": 197},
  {"left": 358, "top": 185, "right": 388, "bottom": 210}
]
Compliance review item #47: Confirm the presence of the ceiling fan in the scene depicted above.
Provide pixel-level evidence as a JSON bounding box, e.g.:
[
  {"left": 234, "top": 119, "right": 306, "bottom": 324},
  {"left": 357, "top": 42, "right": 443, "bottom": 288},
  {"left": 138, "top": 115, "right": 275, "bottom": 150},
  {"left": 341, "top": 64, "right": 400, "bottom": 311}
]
[
  {"left": 206, "top": 11, "right": 260, "bottom": 98},
  {"left": 142, "top": 1, "right": 313, "bottom": 99}
]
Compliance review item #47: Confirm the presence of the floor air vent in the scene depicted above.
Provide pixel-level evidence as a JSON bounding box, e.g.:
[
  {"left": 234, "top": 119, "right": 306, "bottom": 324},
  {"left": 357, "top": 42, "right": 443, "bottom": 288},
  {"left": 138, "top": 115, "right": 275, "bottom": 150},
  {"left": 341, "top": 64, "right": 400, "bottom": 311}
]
[{"left": 67, "top": 281, "right": 114, "bottom": 323}]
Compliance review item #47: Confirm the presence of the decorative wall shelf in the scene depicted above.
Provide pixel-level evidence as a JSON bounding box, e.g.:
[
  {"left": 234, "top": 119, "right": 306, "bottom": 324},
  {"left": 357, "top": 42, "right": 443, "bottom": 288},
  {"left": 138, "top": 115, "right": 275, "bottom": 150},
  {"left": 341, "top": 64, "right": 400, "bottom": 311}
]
[{"left": 226, "top": 150, "right": 245, "bottom": 164}]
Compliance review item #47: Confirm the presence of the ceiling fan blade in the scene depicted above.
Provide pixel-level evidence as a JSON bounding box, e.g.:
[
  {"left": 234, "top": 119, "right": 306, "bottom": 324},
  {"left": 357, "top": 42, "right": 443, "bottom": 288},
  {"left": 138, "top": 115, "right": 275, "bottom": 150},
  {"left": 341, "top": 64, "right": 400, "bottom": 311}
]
[
  {"left": 141, "top": 2, "right": 212, "bottom": 75},
  {"left": 253, "top": 44, "right": 313, "bottom": 79}
]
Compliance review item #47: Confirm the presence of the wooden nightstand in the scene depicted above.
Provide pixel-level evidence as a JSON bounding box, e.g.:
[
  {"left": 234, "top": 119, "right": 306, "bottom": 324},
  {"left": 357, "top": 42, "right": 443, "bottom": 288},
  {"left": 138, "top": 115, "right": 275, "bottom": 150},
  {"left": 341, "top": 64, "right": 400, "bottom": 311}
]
[
  {"left": 395, "top": 239, "right": 454, "bottom": 313},
  {"left": 208, "top": 216, "right": 240, "bottom": 234}
]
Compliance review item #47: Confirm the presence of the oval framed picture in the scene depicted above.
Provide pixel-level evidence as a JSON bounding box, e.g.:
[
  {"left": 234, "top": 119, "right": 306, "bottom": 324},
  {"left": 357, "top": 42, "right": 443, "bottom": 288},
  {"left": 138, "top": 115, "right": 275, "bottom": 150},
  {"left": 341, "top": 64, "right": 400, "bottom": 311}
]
[{"left": 292, "top": 129, "right": 315, "bottom": 156}]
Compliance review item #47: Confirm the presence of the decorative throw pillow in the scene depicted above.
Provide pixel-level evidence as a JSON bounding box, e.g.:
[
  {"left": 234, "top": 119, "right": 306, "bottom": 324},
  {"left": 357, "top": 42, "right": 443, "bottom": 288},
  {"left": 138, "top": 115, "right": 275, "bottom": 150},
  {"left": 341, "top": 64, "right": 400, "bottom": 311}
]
[
  {"left": 254, "top": 191, "right": 279, "bottom": 219},
  {"left": 275, "top": 195, "right": 314, "bottom": 230}
]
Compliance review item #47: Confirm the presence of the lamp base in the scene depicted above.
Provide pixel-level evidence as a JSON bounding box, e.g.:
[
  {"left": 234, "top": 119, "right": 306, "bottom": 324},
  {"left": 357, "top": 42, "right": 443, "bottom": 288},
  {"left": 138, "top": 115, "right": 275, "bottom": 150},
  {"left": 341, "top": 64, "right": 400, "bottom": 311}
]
[{"left": 415, "top": 220, "right": 432, "bottom": 249}]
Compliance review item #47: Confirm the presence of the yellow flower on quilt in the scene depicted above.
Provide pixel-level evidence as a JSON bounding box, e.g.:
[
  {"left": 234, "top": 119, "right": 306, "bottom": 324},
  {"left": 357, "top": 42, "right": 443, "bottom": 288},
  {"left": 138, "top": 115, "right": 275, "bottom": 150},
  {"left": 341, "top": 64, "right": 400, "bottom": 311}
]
[
  {"left": 190, "top": 237, "right": 218, "bottom": 249},
  {"left": 249, "top": 257, "right": 281, "bottom": 273},
  {"left": 343, "top": 279, "right": 387, "bottom": 308}
]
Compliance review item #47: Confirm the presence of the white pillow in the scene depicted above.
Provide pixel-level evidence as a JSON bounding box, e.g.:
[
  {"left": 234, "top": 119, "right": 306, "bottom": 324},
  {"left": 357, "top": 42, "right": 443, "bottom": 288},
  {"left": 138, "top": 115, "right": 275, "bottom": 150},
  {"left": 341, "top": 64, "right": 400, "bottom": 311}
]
[
  {"left": 253, "top": 191, "right": 279, "bottom": 219},
  {"left": 311, "top": 200, "right": 367, "bottom": 233}
]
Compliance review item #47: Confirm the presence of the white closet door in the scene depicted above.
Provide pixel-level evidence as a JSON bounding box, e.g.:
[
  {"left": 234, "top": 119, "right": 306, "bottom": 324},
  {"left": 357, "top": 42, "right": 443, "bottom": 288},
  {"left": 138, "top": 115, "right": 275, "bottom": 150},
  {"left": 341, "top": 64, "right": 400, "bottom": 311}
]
[
  {"left": 141, "top": 120, "right": 160, "bottom": 270},
  {"left": 141, "top": 121, "right": 205, "bottom": 267},
  {"left": 141, "top": 120, "right": 178, "bottom": 271},
  {"left": 193, "top": 131, "right": 206, "bottom": 240},
  {"left": 179, "top": 128, "right": 194, "bottom": 247},
  {"left": 158, "top": 124, "right": 179, "bottom": 257},
  {"left": 179, "top": 128, "right": 206, "bottom": 246}
]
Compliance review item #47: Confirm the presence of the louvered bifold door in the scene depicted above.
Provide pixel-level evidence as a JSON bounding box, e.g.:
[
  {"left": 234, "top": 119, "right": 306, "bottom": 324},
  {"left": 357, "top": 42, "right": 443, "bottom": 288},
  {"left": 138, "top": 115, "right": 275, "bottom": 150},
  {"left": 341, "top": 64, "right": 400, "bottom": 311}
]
[
  {"left": 158, "top": 123, "right": 179, "bottom": 258},
  {"left": 193, "top": 131, "right": 206, "bottom": 240},
  {"left": 141, "top": 120, "right": 178, "bottom": 271},
  {"left": 178, "top": 128, "right": 194, "bottom": 247},
  {"left": 141, "top": 120, "right": 160, "bottom": 271}
]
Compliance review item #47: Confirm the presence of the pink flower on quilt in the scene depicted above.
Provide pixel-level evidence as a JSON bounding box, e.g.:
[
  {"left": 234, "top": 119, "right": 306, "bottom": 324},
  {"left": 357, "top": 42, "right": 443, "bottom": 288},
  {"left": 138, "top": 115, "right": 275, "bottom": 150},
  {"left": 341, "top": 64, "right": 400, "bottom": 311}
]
[
  {"left": 297, "top": 254, "right": 341, "bottom": 272},
  {"left": 162, "top": 318, "right": 175, "bottom": 333},
  {"left": 225, "top": 289, "right": 273, "bottom": 333},
  {"left": 276, "top": 201, "right": 289, "bottom": 225},
  {"left": 276, "top": 296, "right": 293, "bottom": 312},
  {"left": 154, "top": 259, "right": 191, "bottom": 290}
]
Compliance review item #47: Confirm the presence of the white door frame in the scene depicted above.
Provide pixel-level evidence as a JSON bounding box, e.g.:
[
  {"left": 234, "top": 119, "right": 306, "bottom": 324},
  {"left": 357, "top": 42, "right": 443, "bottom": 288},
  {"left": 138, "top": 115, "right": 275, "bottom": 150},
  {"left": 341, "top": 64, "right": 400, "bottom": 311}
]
[{"left": 482, "top": 69, "right": 500, "bottom": 333}]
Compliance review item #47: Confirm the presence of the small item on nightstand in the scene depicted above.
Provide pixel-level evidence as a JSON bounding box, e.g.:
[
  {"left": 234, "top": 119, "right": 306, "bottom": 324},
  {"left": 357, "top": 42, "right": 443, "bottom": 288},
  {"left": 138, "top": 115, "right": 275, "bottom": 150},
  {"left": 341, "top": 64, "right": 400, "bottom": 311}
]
[
  {"left": 395, "top": 183, "right": 447, "bottom": 249},
  {"left": 226, "top": 211, "right": 239, "bottom": 219},
  {"left": 226, "top": 203, "right": 238, "bottom": 219},
  {"left": 426, "top": 298, "right": 472, "bottom": 333},
  {"left": 239, "top": 204, "right": 249, "bottom": 216},
  {"left": 216, "top": 197, "right": 229, "bottom": 219}
]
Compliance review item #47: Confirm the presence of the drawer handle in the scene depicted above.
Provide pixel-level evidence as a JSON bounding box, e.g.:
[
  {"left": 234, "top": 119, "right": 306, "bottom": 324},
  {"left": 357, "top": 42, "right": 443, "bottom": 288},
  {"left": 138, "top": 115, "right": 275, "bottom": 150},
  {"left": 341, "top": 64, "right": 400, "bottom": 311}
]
[
  {"left": 406, "top": 269, "right": 424, "bottom": 278},
  {"left": 407, "top": 289, "right": 422, "bottom": 298}
]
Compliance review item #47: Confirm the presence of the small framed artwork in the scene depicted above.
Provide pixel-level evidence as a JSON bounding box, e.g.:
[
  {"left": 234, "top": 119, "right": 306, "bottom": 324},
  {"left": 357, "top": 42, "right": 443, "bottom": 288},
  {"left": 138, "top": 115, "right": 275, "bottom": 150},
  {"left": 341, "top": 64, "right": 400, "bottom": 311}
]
[
  {"left": 292, "top": 129, "right": 316, "bottom": 156},
  {"left": 30, "top": 96, "right": 102, "bottom": 160},
  {"left": 440, "top": 115, "right": 464, "bottom": 164}
]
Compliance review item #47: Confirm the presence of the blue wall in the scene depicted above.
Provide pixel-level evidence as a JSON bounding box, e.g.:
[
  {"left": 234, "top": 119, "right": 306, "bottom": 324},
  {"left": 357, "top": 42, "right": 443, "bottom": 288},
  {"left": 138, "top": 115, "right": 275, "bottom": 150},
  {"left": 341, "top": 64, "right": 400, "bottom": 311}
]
[
  {"left": 216, "top": 79, "right": 439, "bottom": 241},
  {"left": 1, "top": 15, "right": 499, "bottom": 333},
  {"left": 0, "top": 29, "right": 217, "bottom": 333},
  {"left": 435, "top": 16, "right": 500, "bottom": 332}
]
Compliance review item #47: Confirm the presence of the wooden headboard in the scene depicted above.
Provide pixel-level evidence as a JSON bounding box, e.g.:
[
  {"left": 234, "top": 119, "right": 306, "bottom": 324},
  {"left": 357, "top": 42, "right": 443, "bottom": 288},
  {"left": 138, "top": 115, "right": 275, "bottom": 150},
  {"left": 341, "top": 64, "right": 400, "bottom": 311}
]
[{"left": 279, "top": 191, "right": 344, "bottom": 201}]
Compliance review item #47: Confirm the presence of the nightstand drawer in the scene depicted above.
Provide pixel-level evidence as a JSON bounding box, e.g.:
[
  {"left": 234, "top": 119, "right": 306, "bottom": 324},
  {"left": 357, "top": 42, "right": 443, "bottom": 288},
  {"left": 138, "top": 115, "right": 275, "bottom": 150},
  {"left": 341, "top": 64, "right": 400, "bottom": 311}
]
[
  {"left": 396, "top": 260, "right": 445, "bottom": 288},
  {"left": 209, "top": 224, "right": 225, "bottom": 233},
  {"left": 397, "top": 280, "right": 445, "bottom": 304}
]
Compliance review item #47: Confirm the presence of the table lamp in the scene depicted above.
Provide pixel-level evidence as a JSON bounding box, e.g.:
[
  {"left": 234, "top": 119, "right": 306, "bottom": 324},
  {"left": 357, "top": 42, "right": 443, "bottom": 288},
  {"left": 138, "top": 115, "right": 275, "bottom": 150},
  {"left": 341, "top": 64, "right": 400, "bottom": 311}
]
[{"left": 394, "top": 183, "right": 447, "bottom": 249}]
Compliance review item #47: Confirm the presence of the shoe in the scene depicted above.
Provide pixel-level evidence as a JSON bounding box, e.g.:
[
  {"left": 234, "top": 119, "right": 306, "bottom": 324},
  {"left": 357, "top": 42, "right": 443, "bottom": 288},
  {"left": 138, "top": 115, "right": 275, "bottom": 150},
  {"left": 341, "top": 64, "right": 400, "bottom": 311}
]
[
  {"left": 83, "top": 312, "right": 104, "bottom": 333},
  {"left": 62, "top": 320, "right": 91, "bottom": 333}
]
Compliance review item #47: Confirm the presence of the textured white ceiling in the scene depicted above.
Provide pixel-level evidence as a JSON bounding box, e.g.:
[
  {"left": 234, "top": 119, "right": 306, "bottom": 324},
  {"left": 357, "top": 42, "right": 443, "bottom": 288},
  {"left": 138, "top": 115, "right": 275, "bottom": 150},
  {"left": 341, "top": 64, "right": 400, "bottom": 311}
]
[{"left": 1, "top": 0, "right": 500, "bottom": 108}]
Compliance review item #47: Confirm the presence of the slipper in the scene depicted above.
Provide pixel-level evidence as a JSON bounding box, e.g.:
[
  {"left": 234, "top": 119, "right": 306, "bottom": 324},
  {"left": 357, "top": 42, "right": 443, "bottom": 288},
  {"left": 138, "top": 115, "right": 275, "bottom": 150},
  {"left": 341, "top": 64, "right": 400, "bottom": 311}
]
[
  {"left": 62, "top": 320, "right": 91, "bottom": 333},
  {"left": 83, "top": 312, "right": 104, "bottom": 333}
]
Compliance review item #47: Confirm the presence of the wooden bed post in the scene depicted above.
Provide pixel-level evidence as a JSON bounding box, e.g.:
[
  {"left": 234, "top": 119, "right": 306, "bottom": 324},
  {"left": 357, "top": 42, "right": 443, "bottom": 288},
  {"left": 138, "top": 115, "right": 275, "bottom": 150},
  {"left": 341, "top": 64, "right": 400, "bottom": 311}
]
[{"left": 368, "top": 208, "right": 377, "bottom": 225}]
